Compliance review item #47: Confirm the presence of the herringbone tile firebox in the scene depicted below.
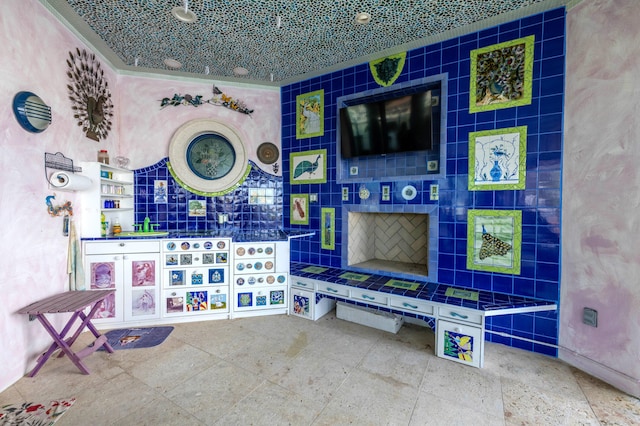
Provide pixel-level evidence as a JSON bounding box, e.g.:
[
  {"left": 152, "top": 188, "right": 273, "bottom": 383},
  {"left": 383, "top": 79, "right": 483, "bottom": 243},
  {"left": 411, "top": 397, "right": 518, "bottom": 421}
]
[{"left": 348, "top": 212, "right": 429, "bottom": 276}]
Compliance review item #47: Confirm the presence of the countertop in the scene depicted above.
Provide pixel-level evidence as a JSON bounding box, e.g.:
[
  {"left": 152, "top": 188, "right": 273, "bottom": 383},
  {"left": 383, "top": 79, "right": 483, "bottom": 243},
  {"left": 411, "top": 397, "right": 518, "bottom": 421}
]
[
  {"left": 82, "top": 229, "right": 315, "bottom": 242},
  {"left": 290, "top": 262, "right": 557, "bottom": 314}
]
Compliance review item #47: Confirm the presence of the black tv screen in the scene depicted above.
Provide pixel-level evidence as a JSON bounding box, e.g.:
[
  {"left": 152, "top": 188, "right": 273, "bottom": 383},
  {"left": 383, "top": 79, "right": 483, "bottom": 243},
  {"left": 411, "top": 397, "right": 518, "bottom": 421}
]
[{"left": 340, "top": 86, "right": 438, "bottom": 159}]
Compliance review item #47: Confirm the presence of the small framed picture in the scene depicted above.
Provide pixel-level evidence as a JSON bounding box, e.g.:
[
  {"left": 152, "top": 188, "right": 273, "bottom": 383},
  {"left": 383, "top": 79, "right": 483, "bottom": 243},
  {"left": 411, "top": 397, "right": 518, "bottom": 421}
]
[
  {"left": 290, "top": 149, "right": 327, "bottom": 184},
  {"left": 342, "top": 187, "right": 349, "bottom": 201},
  {"left": 290, "top": 194, "right": 309, "bottom": 225},
  {"left": 296, "top": 89, "right": 324, "bottom": 139},
  {"left": 188, "top": 199, "right": 206, "bottom": 217},
  {"left": 321, "top": 208, "right": 335, "bottom": 250},
  {"left": 381, "top": 185, "right": 391, "bottom": 201},
  {"left": 469, "top": 35, "right": 534, "bottom": 113},
  {"left": 469, "top": 126, "right": 527, "bottom": 190},
  {"left": 467, "top": 209, "right": 522, "bottom": 275}
]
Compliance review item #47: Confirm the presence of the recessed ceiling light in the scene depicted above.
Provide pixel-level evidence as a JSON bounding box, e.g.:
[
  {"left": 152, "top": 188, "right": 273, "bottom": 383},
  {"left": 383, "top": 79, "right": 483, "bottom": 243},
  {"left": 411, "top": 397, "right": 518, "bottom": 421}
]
[
  {"left": 233, "top": 67, "right": 249, "bottom": 76},
  {"left": 164, "top": 58, "right": 182, "bottom": 69},
  {"left": 171, "top": 6, "right": 198, "bottom": 23},
  {"left": 355, "top": 12, "right": 371, "bottom": 24}
]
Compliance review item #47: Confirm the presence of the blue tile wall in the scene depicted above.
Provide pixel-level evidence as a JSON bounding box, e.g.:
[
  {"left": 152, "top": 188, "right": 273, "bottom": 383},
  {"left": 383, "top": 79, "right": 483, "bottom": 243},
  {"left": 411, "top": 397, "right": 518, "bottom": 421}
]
[
  {"left": 282, "top": 9, "right": 565, "bottom": 356},
  {"left": 134, "top": 159, "right": 283, "bottom": 232}
]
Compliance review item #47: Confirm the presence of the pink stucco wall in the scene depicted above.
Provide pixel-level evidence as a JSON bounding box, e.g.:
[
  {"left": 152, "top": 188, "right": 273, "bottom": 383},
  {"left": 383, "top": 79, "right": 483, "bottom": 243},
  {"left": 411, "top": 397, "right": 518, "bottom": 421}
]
[
  {"left": 561, "top": 0, "right": 640, "bottom": 397},
  {"left": 116, "top": 75, "right": 280, "bottom": 171},
  {"left": 0, "top": 0, "right": 279, "bottom": 391}
]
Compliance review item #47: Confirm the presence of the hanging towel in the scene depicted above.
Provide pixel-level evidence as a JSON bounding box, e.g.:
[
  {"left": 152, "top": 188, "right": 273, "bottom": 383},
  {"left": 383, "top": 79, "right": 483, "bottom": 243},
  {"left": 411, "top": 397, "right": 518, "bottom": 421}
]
[{"left": 67, "top": 218, "right": 85, "bottom": 291}]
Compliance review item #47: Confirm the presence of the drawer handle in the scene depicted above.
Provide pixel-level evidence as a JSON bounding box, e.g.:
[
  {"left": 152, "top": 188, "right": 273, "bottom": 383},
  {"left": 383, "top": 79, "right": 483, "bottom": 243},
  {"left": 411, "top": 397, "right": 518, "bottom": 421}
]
[
  {"left": 297, "top": 282, "right": 308, "bottom": 287},
  {"left": 362, "top": 294, "right": 375, "bottom": 300},
  {"left": 450, "top": 311, "right": 468, "bottom": 319},
  {"left": 403, "top": 302, "right": 418, "bottom": 309},
  {"left": 326, "top": 287, "right": 339, "bottom": 293}
]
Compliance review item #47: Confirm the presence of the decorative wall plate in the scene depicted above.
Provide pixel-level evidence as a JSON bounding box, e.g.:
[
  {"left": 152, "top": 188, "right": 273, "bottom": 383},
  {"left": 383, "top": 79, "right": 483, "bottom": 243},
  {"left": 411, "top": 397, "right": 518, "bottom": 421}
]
[
  {"left": 12, "top": 91, "right": 51, "bottom": 133},
  {"left": 66, "top": 48, "right": 113, "bottom": 141},
  {"left": 256, "top": 142, "right": 279, "bottom": 164},
  {"left": 358, "top": 185, "right": 370, "bottom": 200},
  {"left": 401, "top": 185, "right": 418, "bottom": 201},
  {"left": 168, "top": 119, "right": 248, "bottom": 194}
]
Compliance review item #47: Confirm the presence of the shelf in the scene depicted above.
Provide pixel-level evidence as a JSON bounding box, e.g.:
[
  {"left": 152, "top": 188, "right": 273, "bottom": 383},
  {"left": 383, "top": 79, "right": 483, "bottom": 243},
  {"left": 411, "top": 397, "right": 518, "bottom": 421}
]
[
  {"left": 99, "top": 163, "right": 131, "bottom": 173},
  {"left": 100, "top": 194, "right": 133, "bottom": 199},
  {"left": 101, "top": 208, "right": 134, "bottom": 212},
  {"left": 100, "top": 177, "right": 133, "bottom": 185},
  {"left": 80, "top": 161, "right": 136, "bottom": 238}
]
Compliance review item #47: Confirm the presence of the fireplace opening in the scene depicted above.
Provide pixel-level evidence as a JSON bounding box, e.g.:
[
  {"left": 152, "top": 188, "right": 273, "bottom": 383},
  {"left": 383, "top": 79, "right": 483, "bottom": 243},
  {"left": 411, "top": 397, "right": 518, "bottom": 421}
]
[{"left": 347, "top": 212, "right": 429, "bottom": 278}]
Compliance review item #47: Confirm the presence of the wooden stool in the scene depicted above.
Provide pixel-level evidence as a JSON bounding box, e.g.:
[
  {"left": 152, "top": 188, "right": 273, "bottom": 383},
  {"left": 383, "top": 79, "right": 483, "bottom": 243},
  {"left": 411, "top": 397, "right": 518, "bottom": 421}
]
[{"left": 17, "top": 290, "right": 115, "bottom": 377}]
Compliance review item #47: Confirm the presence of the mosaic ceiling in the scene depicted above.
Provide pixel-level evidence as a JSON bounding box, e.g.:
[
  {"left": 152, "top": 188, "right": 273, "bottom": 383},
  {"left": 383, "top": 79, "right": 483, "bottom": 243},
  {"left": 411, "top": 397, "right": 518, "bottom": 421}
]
[{"left": 41, "top": 0, "right": 576, "bottom": 86}]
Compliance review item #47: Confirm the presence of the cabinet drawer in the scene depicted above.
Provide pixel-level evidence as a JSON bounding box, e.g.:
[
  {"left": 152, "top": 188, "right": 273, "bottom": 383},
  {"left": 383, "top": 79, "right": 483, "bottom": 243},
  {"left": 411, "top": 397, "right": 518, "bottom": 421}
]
[
  {"left": 233, "top": 243, "right": 275, "bottom": 258},
  {"left": 351, "top": 290, "right": 388, "bottom": 306},
  {"left": 438, "top": 307, "right": 483, "bottom": 325},
  {"left": 85, "top": 240, "right": 160, "bottom": 255},
  {"left": 390, "top": 297, "right": 433, "bottom": 315},
  {"left": 290, "top": 276, "right": 316, "bottom": 290},
  {"left": 163, "top": 287, "right": 230, "bottom": 316},
  {"left": 316, "top": 281, "right": 350, "bottom": 297}
]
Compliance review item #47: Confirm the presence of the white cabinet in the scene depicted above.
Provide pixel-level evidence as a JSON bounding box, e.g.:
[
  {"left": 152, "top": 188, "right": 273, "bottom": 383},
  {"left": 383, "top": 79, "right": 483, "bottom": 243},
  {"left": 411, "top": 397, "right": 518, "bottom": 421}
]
[
  {"left": 84, "top": 240, "right": 160, "bottom": 325},
  {"left": 436, "top": 319, "right": 484, "bottom": 368},
  {"left": 80, "top": 162, "right": 135, "bottom": 238},
  {"left": 231, "top": 241, "right": 290, "bottom": 318},
  {"left": 233, "top": 273, "right": 288, "bottom": 315},
  {"left": 161, "top": 238, "right": 231, "bottom": 319},
  {"left": 289, "top": 278, "right": 336, "bottom": 321}
]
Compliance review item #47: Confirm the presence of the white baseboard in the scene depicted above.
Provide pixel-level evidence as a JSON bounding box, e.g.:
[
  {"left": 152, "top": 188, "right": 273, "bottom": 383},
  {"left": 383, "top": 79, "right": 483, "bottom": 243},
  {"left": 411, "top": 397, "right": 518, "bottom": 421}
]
[{"left": 559, "top": 347, "right": 640, "bottom": 398}]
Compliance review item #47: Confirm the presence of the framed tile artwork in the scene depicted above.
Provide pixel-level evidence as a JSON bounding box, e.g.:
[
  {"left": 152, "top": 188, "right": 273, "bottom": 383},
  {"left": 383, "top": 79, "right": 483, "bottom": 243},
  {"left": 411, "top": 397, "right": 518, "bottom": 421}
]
[
  {"left": 290, "top": 149, "right": 327, "bottom": 184},
  {"left": 188, "top": 199, "right": 206, "bottom": 217},
  {"left": 296, "top": 89, "right": 324, "bottom": 139},
  {"left": 290, "top": 194, "right": 309, "bottom": 225},
  {"left": 469, "top": 35, "right": 534, "bottom": 113},
  {"left": 467, "top": 209, "right": 522, "bottom": 275},
  {"left": 468, "top": 126, "right": 527, "bottom": 190},
  {"left": 321, "top": 207, "right": 335, "bottom": 250}
]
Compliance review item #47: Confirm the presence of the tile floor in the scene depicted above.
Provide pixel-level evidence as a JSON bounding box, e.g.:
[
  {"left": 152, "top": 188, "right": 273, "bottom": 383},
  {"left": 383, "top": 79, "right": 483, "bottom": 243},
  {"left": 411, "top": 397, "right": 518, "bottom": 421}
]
[{"left": 1, "top": 312, "right": 639, "bottom": 425}]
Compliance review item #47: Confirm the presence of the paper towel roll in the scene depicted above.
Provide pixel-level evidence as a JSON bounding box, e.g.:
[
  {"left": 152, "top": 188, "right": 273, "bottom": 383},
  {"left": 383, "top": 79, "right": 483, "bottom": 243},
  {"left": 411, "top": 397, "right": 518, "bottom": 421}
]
[{"left": 49, "top": 171, "right": 92, "bottom": 191}]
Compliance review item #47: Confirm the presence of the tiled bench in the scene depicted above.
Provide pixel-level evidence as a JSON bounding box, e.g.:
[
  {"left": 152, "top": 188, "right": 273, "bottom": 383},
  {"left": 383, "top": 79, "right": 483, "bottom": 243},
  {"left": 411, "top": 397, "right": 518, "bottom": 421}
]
[{"left": 289, "top": 262, "right": 557, "bottom": 368}]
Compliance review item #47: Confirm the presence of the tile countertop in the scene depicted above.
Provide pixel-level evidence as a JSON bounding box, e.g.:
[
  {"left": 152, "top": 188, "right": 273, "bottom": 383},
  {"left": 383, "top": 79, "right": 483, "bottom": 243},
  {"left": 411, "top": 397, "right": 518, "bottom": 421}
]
[
  {"left": 290, "top": 262, "right": 557, "bottom": 315},
  {"left": 82, "top": 229, "right": 315, "bottom": 242}
]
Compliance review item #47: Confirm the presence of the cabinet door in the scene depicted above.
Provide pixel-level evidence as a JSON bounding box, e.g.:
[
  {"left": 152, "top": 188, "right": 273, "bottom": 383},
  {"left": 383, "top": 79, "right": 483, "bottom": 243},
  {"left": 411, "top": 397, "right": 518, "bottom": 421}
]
[
  {"left": 436, "top": 319, "right": 483, "bottom": 368},
  {"left": 123, "top": 252, "right": 160, "bottom": 322},
  {"left": 85, "top": 253, "right": 125, "bottom": 323},
  {"left": 290, "top": 288, "right": 314, "bottom": 319},
  {"left": 234, "top": 286, "right": 287, "bottom": 312}
]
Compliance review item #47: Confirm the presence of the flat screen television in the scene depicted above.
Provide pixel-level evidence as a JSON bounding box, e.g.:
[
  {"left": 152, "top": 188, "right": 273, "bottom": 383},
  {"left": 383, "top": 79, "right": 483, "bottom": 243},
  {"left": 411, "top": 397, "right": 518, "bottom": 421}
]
[{"left": 339, "top": 83, "right": 440, "bottom": 159}]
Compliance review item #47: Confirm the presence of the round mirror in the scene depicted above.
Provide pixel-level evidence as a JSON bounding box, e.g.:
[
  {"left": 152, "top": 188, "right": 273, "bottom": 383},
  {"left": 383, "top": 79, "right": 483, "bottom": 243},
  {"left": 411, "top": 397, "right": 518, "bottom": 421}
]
[{"left": 168, "top": 119, "right": 248, "bottom": 195}]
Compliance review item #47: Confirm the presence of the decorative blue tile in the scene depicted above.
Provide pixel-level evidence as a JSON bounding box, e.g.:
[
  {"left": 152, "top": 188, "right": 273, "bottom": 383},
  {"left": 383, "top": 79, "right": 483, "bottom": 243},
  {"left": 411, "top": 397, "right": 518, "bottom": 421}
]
[{"left": 282, "top": 9, "right": 565, "bottom": 356}]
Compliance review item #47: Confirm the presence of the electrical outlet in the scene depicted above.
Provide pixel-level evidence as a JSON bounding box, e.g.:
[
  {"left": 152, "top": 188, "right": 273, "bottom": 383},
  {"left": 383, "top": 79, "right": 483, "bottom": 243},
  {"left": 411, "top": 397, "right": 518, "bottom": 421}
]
[
  {"left": 583, "top": 307, "right": 598, "bottom": 327},
  {"left": 349, "top": 166, "right": 359, "bottom": 176},
  {"left": 429, "top": 184, "right": 439, "bottom": 201},
  {"left": 309, "top": 193, "right": 318, "bottom": 202},
  {"left": 427, "top": 160, "right": 438, "bottom": 171}
]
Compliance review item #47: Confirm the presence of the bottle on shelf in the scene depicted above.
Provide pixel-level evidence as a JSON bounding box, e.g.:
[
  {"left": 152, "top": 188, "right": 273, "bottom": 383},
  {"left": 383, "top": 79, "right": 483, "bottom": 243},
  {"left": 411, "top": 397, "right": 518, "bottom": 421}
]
[
  {"left": 100, "top": 213, "right": 107, "bottom": 237},
  {"left": 98, "top": 149, "right": 109, "bottom": 164}
]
